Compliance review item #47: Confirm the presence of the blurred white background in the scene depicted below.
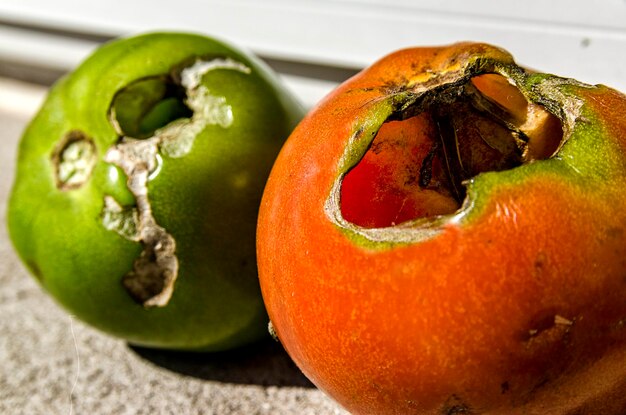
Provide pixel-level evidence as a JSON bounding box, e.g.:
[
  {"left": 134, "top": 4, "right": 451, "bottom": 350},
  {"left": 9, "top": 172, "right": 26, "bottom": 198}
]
[{"left": 0, "top": 0, "right": 625, "bottom": 110}]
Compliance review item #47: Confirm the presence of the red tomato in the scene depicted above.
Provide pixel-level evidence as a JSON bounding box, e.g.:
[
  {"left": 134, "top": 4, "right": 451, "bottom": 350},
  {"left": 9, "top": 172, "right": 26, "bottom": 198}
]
[{"left": 257, "top": 43, "right": 626, "bottom": 414}]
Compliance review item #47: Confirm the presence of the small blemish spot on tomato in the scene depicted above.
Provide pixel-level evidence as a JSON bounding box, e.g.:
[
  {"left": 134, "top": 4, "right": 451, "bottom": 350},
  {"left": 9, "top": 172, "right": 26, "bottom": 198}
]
[
  {"left": 533, "top": 251, "right": 548, "bottom": 278},
  {"left": 554, "top": 315, "right": 574, "bottom": 326},
  {"left": 606, "top": 227, "right": 624, "bottom": 239},
  {"left": 51, "top": 130, "right": 97, "bottom": 191},
  {"left": 524, "top": 313, "right": 574, "bottom": 345},
  {"left": 442, "top": 394, "right": 472, "bottom": 414},
  {"left": 268, "top": 321, "right": 279, "bottom": 341}
]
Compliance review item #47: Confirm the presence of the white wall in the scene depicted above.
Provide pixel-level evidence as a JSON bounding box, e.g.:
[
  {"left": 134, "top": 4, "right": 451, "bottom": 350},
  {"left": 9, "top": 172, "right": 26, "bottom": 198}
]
[{"left": 1, "top": 0, "right": 625, "bottom": 107}]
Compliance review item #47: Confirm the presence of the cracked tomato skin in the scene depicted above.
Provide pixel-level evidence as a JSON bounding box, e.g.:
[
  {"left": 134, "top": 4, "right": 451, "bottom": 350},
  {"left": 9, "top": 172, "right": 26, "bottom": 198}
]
[
  {"left": 257, "top": 43, "right": 626, "bottom": 413},
  {"left": 8, "top": 32, "right": 304, "bottom": 351}
]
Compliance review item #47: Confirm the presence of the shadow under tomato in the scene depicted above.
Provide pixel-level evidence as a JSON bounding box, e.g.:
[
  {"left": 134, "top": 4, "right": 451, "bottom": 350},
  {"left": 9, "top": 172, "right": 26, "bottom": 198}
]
[{"left": 129, "top": 338, "right": 315, "bottom": 388}]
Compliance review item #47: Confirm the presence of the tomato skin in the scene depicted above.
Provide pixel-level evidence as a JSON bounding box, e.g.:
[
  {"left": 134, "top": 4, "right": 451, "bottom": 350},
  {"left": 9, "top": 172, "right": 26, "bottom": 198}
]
[
  {"left": 8, "top": 32, "right": 304, "bottom": 351},
  {"left": 257, "top": 43, "right": 626, "bottom": 414}
]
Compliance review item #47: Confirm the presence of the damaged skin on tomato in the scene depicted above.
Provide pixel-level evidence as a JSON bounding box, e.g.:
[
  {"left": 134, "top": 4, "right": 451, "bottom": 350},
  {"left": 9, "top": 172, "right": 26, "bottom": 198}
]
[
  {"left": 8, "top": 32, "right": 304, "bottom": 351},
  {"left": 257, "top": 43, "right": 626, "bottom": 414}
]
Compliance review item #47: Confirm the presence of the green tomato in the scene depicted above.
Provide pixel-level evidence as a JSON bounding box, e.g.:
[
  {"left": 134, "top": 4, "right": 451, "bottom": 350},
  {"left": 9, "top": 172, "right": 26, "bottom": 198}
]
[{"left": 7, "top": 32, "right": 304, "bottom": 351}]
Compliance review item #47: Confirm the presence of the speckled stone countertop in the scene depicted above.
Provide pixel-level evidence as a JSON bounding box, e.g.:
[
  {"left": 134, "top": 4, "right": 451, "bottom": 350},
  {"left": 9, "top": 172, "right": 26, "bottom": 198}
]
[{"left": 0, "top": 78, "right": 347, "bottom": 415}]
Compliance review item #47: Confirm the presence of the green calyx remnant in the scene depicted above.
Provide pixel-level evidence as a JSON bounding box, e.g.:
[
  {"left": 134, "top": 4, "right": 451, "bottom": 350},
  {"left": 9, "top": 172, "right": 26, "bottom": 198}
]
[
  {"left": 101, "top": 57, "right": 252, "bottom": 307},
  {"left": 51, "top": 130, "right": 97, "bottom": 191},
  {"left": 326, "top": 56, "right": 585, "bottom": 248}
]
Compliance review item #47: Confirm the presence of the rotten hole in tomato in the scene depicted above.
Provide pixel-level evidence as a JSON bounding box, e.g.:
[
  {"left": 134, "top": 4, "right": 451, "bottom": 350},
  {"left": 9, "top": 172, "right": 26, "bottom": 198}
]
[
  {"left": 109, "top": 75, "right": 193, "bottom": 139},
  {"left": 105, "top": 74, "right": 192, "bottom": 307},
  {"left": 103, "top": 57, "right": 252, "bottom": 307},
  {"left": 340, "top": 73, "right": 564, "bottom": 228}
]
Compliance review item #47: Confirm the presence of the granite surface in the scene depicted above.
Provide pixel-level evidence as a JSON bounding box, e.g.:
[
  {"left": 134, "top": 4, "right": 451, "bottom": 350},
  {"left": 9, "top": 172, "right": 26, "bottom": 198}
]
[{"left": 0, "top": 83, "right": 347, "bottom": 415}]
